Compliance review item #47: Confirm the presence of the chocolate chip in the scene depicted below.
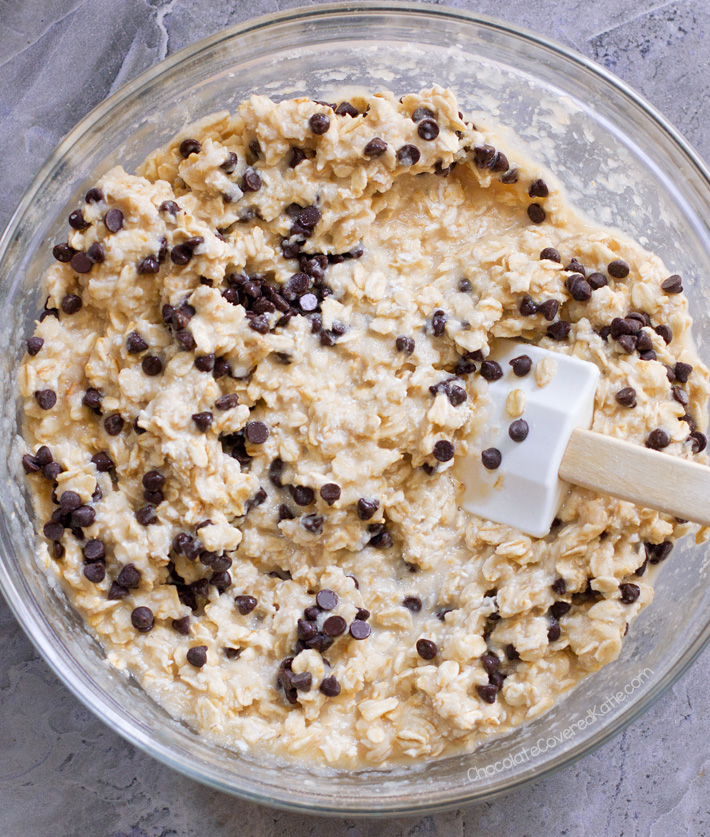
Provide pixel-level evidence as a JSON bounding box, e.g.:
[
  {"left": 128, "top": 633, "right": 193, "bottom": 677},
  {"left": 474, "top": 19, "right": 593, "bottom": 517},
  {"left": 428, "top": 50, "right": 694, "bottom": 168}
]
[
  {"left": 26, "top": 336, "right": 44, "bottom": 356},
  {"left": 395, "top": 336, "right": 415, "bottom": 355},
  {"left": 81, "top": 539, "right": 104, "bottom": 565},
  {"left": 85, "top": 187, "right": 103, "bottom": 203},
  {"left": 615, "top": 387, "right": 637, "bottom": 408},
  {"left": 61, "top": 293, "right": 83, "bottom": 315},
  {"left": 550, "top": 601, "right": 571, "bottom": 620},
  {"left": 68, "top": 209, "right": 89, "bottom": 231},
  {"left": 22, "top": 454, "right": 40, "bottom": 474},
  {"left": 323, "top": 615, "right": 346, "bottom": 637},
  {"left": 131, "top": 606, "right": 154, "bottom": 632},
  {"left": 411, "top": 107, "right": 435, "bottom": 122},
  {"left": 335, "top": 102, "right": 358, "bottom": 118},
  {"left": 566, "top": 273, "right": 592, "bottom": 302},
  {"left": 286, "top": 147, "right": 307, "bottom": 170},
  {"left": 396, "top": 144, "right": 421, "bottom": 166},
  {"left": 220, "top": 151, "right": 238, "bottom": 173},
  {"left": 83, "top": 563, "right": 105, "bottom": 584},
  {"left": 57, "top": 492, "right": 81, "bottom": 515},
  {"left": 171, "top": 616, "right": 190, "bottom": 635},
  {"left": 529, "top": 179, "right": 549, "bottom": 198},
  {"left": 242, "top": 167, "right": 262, "bottom": 192},
  {"left": 298, "top": 292, "right": 318, "bottom": 313},
  {"left": 355, "top": 497, "right": 379, "bottom": 521},
  {"left": 249, "top": 314, "right": 270, "bottom": 334},
  {"left": 179, "top": 138, "right": 201, "bottom": 158},
  {"left": 473, "top": 145, "right": 497, "bottom": 168},
  {"left": 186, "top": 645, "right": 207, "bottom": 667},
  {"left": 320, "top": 483, "right": 341, "bottom": 505},
  {"left": 508, "top": 419, "right": 529, "bottom": 442},
  {"left": 547, "top": 320, "right": 571, "bottom": 341},
  {"left": 538, "top": 299, "right": 558, "bottom": 321},
  {"left": 160, "top": 200, "right": 180, "bottom": 215},
  {"left": 432, "top": 440, "right": 454, "bottom": 462},
  {"left": 89, "top": 453, "right": 113, "bottom": 476},
  {"left": 662, "top": 274, "right": 683, "bottom": 294},
  {"left": 245, "top": 421, "right": 268, "bottom": 444},
  {"left": 235, "top": 595, "right": 257, "bottom": 615},
  {"left": 210, "top": 571, "right": 231, "bottom": 594},
  {"left": 69, "top": 251, "right": 93, "bottom": 274},
  {"left": 416, "top": 638, "right": 438, "bottom": 660},
  {"left": 417, "top": 119, "right": 439, "bottom": 141},
  {"left": 646, "top": 541, "right": 673, "bottom": 565},
  {"left": 551, "top": 578, "right": 566, "bottom": 595},
  {"left": 604, "top": 259, "right": 629, "bottom": 279},
  {"left": 675, "top": 362, "right": 693, "bottom": 383},
  {"left": 316, "top": 589, "right": 338, "bottom": 611},
  {"left": 349, "top": 620, "right": 371, "bottom": 640},
  {"left": 309, "top": 113, "right": 330, "bottom": 134},
  {"left": 291, "top": 672, "right": 312, "bottom": 692},
  {"left": 34, "top": 389, "right": 56, "bottom": 410},
  {"left": 135, "top": 505, "right": 157, "bottom": 526},
  {"left": 654, "top": 324, "right": 673, "bottom": 345},
  {"left": 431, "top": 309, "right": 447, "bottom": 336},
  {"left": 646, "top": 428, "right": 671, "bottom": 450},
  {"left": 103, "top": 414, "right": 124, "bottom": 436},
  {"left": 403, "top": 596, "right": 421, "bottom": 613},
  {"left": 320, "top": 676, "right": 341, "bottom": 696},
  {"left": 671, "top": 385, "right": 689, "bottom": 406},
  {"left": 476, "top": 684, "right": 498, "bottom": 704},
  {"left": 195, "top": 354, "right": 215, "bottom": 373},
  {"left": 509, "top": 355, "right": 532, "bottom": 377},
  {"left": 53, "top": 242, "right": 75, "bottom": 262},
  {"left": 540, "top": 247, "right": 561, "bottom": 263},
  {"left": 481, "top": 448, "right": 502, "bottom": 470},
  {"left": 298, "top": 205, "right": 321, "bottom": 230},
  {"left": 616, "top": 335, "right": 636, "bottom": 354},
  {"left": 170, "top": 244, "right": 194, "bottom": 265},
  {"left": 563, "top": 260, "right": 584, "bottom": 277},
  {"left": 43, "top": 520, "right": 64, "bottom": 541},
  {"left": 34, "top": 447, "right": 52, "bottom": 468},
  {"left": 126, "top": 332, "right": 148, "bottom": 354},
  {"left": 192, "top": 412, "right": 213, "bottom": 432},
  {"left": 619, "top": 583, "right": 640, "bottom": 604},
  {"left": 104, "top": 209, "right": 124, "bottom": 233},
  {"left": 587, "top": 272, "right": 607, "bottom": 290},
  {"left": 107, "top": 581, "right": 128, "bottom": 600},
  {"left": 289, "top": 485, "right": 314, "bottom": 507},
  {"left": 527, "top": 204, "right": 546, "bottom": 224},
  {"left": 211, "top": 393, "right": 236, "bottom": 412},
  {"left": 636, "top": 331, "right": 653, "bottom": 353},
  {"left": 547, "top": 619, "right": 561, "bottom": 642},
  {"left": 364, "top": 137, "right": 387, "bottom": 158},
  {"left": 518, "top": 295, "right": 538, "bottom": 317},
  {"left": 117, "top": 563, "right": 141, "bottom": 589},
  {"left": 141, "top": 470, "right": 165, "bottom": 494},
  {"left": 42, "top": 462, "right": 62, "bottom": 481},
  {"left": 690, "top": 432, "right": 707, "bottom": 453},
  {"left": 172, "top": 328, "right": 195, "bottom": 352}
]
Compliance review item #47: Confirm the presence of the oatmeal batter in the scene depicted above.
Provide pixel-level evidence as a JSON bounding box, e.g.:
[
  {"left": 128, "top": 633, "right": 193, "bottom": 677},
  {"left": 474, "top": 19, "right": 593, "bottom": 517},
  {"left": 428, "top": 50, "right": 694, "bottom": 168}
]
[{"left": 19, "top": 86, "right": 709, "bottom": 767}]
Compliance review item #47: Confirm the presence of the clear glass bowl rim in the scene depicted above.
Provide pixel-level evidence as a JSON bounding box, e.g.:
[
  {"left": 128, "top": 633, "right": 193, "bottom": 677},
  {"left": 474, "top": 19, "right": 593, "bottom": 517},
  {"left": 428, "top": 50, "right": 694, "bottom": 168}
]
[{"left": 2, "top": 0, "right": 710, "bottom": 817}]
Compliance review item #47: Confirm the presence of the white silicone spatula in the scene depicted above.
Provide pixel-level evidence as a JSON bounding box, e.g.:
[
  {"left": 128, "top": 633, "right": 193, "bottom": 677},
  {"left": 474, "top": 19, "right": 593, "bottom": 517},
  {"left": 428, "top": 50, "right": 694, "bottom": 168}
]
[{"left": 456, "top": 339, "right": 710, "bottom": 538}]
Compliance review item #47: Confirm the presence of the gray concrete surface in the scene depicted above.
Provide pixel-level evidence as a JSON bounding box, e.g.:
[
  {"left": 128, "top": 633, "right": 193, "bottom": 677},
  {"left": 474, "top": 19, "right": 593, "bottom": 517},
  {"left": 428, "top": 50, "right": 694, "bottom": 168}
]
[{"left": 2, "top": 1, "right": 710, "bottom": 834}]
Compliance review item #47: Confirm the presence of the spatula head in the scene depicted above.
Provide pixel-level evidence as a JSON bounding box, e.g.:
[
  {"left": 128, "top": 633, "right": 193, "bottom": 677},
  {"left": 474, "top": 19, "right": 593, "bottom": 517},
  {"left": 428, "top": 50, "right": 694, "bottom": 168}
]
[{"left": 455, "top": 339, "right": 600, "bottom": 538}]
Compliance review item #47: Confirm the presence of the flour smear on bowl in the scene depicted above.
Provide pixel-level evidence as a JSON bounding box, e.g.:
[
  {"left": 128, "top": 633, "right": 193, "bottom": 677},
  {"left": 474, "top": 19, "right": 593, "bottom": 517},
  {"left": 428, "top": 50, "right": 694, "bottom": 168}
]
[{"left": 18, "top": 86, "right": 709, "bottom": 767}]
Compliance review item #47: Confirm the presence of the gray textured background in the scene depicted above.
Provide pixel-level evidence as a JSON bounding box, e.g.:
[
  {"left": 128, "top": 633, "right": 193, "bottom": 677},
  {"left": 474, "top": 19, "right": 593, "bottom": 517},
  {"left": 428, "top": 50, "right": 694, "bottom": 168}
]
[{"left": 2, "top": 1, "right": 710, "bottom": 835}]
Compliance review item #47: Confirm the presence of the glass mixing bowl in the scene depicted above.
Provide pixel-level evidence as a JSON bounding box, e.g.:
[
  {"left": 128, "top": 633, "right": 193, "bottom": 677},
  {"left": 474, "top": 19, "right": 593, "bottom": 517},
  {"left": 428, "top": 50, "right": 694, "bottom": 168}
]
[{"left": 1, "top": 1, "right": 710, "bottom": 817}]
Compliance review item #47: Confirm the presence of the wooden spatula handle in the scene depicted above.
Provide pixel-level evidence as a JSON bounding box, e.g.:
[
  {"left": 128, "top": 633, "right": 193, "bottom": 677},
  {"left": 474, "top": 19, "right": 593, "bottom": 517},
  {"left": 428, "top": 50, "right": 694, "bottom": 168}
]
[{"left": 559, "top": 428, "right": 710, "bottom": 527}]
